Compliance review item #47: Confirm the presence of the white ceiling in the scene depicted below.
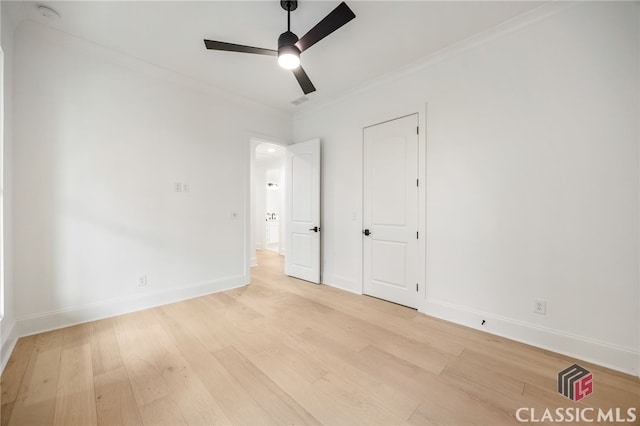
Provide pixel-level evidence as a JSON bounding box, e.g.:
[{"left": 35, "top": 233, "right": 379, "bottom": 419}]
[{"left": 16, "top": 1, "right": 544, "bottom": 112}]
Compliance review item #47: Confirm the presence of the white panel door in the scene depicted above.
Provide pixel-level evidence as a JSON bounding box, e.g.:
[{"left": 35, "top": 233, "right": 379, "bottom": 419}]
[
  {"left": 285, "top": 139, "right": 321, "bottom": 283},
  {"left": 363, "top": 115, "right": 418, "bottom": 308}
]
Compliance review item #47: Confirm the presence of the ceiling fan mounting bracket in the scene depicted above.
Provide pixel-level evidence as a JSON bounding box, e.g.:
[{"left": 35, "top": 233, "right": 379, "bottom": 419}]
[{"left": 280, "top": 1, "right": 298, "bottom": 12}]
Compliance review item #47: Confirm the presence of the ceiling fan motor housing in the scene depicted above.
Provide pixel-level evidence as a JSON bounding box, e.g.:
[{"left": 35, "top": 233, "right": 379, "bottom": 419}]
[{"left": 278, "top": 31, "right": 300, "bottom": 55}]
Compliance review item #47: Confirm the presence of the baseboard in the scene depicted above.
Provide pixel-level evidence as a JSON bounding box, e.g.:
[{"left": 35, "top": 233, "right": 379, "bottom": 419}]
[
  {"left": 1, "top": 318, "right": 18, "bottom": 373},
  {"left": 16, "top": 274, "right": 247, "bottom": 338},
  {"left": 321, "top": 273, "right": 362, "bottom": 295},
  {"left": 250, "top": 256, "right": 258, "bottom": 267},
  {"left": 422, "top": 299, "right": 639, "bottom": 377}
]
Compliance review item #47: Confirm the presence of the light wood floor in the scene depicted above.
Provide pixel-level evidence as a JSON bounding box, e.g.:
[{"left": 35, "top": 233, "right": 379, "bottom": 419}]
[{"left": 1, "top": 251, "right": 638, "bottom": 425}]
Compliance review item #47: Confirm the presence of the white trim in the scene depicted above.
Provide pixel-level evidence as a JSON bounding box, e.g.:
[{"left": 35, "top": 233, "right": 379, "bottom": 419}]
[
  {"left": 418, "top": 104, "right": 427, "bottom": 310},
  {"left": 1, "top": 318, "right": 17, "bottom": 373},
  {"left": 16, "top": 274, "right": 246, "bottom": 338},
  {"left": 17, "top": 20, "right": 292, "bottom": 118},
  {"left": 295, "top": 2, "right": 577, "bottom": 119},
  {"left": 322, "top": 273, "right": 362, "bottom": 295},
  {"left": 422, "top": 299, "right": 639, "bottom": 377}
]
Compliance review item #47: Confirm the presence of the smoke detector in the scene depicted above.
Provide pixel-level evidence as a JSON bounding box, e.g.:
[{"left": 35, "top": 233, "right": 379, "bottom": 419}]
[{"left": 37, "top": 5, "right": 60, "bottom": 20}]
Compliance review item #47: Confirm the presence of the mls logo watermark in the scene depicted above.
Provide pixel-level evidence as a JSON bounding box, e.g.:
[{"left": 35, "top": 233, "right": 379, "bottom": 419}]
[
  {"left": 515, "top": 363, "right": 637, "bottom": 423},
  {"left": 557, "top": 364, "right": 593, "bottom": 402}
]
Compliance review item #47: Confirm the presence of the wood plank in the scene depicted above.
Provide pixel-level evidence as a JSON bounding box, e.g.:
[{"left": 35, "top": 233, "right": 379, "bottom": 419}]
[
  {"left": 159, "top": 350, "right": 231, "bottom": 425},
  {"left": 276, "top": 330, "right": 420, "bottom": 421},
  {"left": 115, "top": 307, "right": 231, "bottom": 424},
  {"left": 0, "top": 402, "right": 14, "bottom": 426},
  {"left": 111, "top": 314, "right": 171, "bottom": 407},
  {"left": 252, "top": 340, "right": 328, "bottom": 384},
  {"left": 61, "top": 324, "right": 91, "bottom": 349},
  {"left": 440, "top": 349, "right": 526, "bottom": 398},
  {"left": 52, "top": 344, "right": 97, "bottom": 426},
  {"left": 155, "top": 306, "right": 279, "bottom": 425},
  {"left": 7, "top": 331, "right": 63, "bottom": 426},
  {"left": 248, "top": 347, "right": 410, "bottom": 426},
  {"left": 304, "top": 373, "right": 410, "bottom": 425},
  {"left": 456, "top": 347, "right": 557, "bottom": 391},
  {"left": 214, "top": 346, "right": 320, "bottom": 425},
  {"left": 1, "top": 336, "right": 36, "bottom": 405},
  {"left": 94, "top": 367, "right": 142, "bottom": 426},
  {"left": 89, "top": 318, "right": 123, "bottom": 377},
  {"left": 138, "top": 395, "right": 187, "bottom": 426},
  {"left": 159, "top": 298, "right": 236, "bottom": 353}
]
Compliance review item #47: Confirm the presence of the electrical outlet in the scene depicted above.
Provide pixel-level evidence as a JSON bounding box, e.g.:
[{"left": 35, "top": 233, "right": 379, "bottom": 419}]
[
  {"left": 137, "top": 275, "right": 147, "bottom": 286},
  {"left": 174, "top": 182, "right": 182, "bottom": 192},
  {"left": 182, "top": 183, "right": 189, "bottom": 192},
  {"left": 534, "top": 299, "right": 547, "bottom": 315}
]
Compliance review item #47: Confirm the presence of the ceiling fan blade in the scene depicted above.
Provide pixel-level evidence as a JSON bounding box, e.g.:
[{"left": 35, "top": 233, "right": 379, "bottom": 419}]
[
  {"left": 204, "top": 40, "right": 277, "bottom": 56},
  {"left": 295, "top": 2, "right": 355, "bottom": 53},
  {"left": 292, "top": 66, "right": 316, "bottom": 94}
]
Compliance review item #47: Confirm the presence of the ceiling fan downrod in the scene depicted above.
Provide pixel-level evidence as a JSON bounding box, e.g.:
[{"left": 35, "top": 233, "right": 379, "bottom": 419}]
[
  {"left": 278, "top": 1, "right": 300, "bottom": 55},
  {"left": 281, "top": 0, "right": 298, "bottom": 13}
]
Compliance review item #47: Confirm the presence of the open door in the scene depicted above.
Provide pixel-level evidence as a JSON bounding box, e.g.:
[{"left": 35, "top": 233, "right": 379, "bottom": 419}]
[{"left": 285, "top": 139, "right": 321, "bottom": 283}]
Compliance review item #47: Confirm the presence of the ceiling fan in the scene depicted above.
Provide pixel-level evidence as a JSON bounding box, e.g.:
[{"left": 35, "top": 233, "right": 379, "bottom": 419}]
[{"left": 203, "top": 1, "right": 356, "bottom": 95}]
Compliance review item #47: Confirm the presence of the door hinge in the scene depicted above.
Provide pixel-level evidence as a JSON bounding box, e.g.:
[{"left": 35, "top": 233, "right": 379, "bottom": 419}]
[
  {"left": 416, "top": 231, "right": 419, "bottom": 239},
  {"left": 416, "top": 283, "right": 419, "bottom": 291},
  {"left": 416, "top": 179, "right": 419, "bottom": 187},
  {"left": 416, "top": 126, "right": 419, "bottom": 135}
]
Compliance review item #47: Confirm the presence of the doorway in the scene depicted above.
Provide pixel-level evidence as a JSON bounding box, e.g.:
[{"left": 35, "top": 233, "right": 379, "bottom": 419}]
[
  {"left": 248, "top": 138, "right": 322, "bottom": 285},
  {"left": 362, "top": 114, "right": 419, "bottom": 308},
  {"left": 250, "top": 140, "right": 286, "bottom": 268}
]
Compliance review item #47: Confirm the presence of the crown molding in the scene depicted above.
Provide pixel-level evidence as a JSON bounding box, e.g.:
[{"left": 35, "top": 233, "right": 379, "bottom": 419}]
[{"left": 295, "top": 1, "right": 578, "bottom": 119}]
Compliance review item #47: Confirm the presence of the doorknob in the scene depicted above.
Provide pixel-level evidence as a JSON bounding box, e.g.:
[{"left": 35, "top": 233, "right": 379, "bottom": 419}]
[
  {"left": 309, "top": 226, "right": 320, "bottom": 232},
  {"left": 363, "top": 229, "right": 372, "bottom": 236}
]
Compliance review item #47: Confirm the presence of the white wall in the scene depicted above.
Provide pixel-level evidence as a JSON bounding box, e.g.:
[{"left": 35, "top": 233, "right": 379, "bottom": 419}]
[
  {"left": 12, "top": 21, "right": 292, "bottom": 336},
  {"left": 295, "top": 2, "right": 640, "bottom": 375},
  {"left": 5, "top": 1, "right": 639, "bottom": 377},
  {"left": 1, "top": 1, "right": 17, "bottom": 370}
]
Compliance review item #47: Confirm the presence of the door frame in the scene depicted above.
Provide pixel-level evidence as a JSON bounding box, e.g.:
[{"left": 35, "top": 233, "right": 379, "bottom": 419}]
[
  {"left": 360, "top": 109, "right": 427, "bottom": 310},
  {"left": 245, "top": 135, "right": 289, "bottom": 283}
]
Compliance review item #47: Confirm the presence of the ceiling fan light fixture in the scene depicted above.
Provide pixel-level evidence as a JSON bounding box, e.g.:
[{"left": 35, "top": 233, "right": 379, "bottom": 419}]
[
  {"left": 203, "top": 1, "right": 355, "bottom": 94},
  {"left": 277, "top": 31, "right": 301, "bottom": 70},
  {"left": 278, "top": 48, "right": 300, "bottom": 70}
]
